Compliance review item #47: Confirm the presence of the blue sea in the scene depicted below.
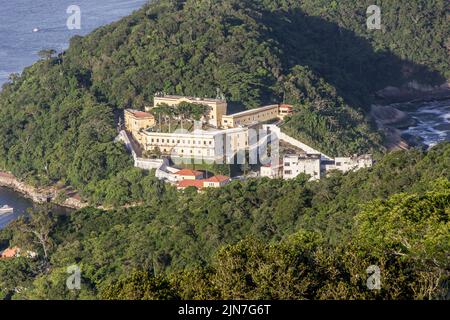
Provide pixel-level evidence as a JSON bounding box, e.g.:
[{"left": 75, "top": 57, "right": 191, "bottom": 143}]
[
  {"left": 0, "top": 0, "right": 148, "bottom": 86},
  {"left": 0, "top": 187, "right": 73, "bottom": 230},
  {"left": 0, "top": 0, "right": 148, "bottom": 229}
]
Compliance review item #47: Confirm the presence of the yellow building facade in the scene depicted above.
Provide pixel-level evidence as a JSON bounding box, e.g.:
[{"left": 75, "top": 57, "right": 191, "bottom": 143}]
[
  {"left": 153, "top": 94, "right": 227, "bottom": 128},
  {"left": 221, "top": 104, "right": 280, "bottom": 128},
  {"left": 124, "top": 109, "right": 156, "bottom": 144}
]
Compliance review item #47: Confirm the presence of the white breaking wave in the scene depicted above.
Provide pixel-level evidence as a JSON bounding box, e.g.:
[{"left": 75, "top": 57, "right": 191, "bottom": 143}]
[{"left": 401, "top": 100, "right": 450, "bottom": 147}]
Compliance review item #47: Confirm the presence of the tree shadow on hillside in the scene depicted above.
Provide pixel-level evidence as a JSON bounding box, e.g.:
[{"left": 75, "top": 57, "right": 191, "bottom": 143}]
[{"left": 255, "top": 8, "right": 446, "bottom": 109}]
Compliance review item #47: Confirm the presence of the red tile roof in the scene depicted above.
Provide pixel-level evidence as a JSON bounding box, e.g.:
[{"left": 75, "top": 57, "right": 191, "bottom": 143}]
[
  {"left": 177, "top": 175, "right": 231, "bottom": 190},
  {"left": 176, "top": 169, "right": 203, "bottom": 177},
  {"left": 203, "top": 175, "right": 230, "bottom": 183},
  {"left": 177, "top": 180, "right": 205, "bottom": 189},
  {"left": 279, "top": 104, "right": 293, "bottom": 110},
  {"left": 0, "top": 247, "right": 19, "bottom": 259},
  {"left": 128, "top": 110, "right": 154, "bottom": 119}
]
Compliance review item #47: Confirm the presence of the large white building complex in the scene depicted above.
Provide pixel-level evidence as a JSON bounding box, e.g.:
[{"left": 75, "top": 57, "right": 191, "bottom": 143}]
[
  {"left": 120, "top": 94, "right": 373, "bottom": 184},
  {"left": 141, "top": 127, "right": 249, "bottom": 163},
  {"left": 258, "top": 125, "right": 373, "bottom": 181},
  {"left": 282, "top": 154, "right": 322, "bottom": 180}
]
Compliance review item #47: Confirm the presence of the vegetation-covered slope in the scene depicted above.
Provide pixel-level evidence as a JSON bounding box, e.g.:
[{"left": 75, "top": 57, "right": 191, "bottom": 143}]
[
  {"left": 0, "top": 0, "right": 448, "bottom": 195},
  {"left": 0, "top": 143, "right": 448, "bottom": 299},
  {"left": 0, "top": 1, "right": 448, "bottom": 300},
  {"left": 103, "top": 185, "right": 450, "bottom": 301}
]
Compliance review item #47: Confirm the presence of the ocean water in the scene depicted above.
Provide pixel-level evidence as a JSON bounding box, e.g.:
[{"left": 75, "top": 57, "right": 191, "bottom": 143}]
[
  {"left": 0, "top": 187, "right": 72, "bottom": 230},
  {"left": 396, "top": 99, "right": 450, "bottom": 147},
  {"left": 0, "top": 187, "right": 34, "bottom": 229},
  {"left": 0, "top": 0, "right": 148, "bottom": 86},
  {"left": 0, "top": 0, "right": 147, "bottom": 229}
]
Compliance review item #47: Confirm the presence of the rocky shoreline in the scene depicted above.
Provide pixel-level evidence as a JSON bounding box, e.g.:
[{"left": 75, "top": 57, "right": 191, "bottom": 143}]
[
  {"left": 0, "top": 171, "right": 88, "bottom": 210},
  {"left": 372, "top": 81, "right": 450, "bottom": 150},
  {"left": 376, "top": 81, "right": 450, "bottom": 104},
  {"left": 371, "top": 105, "right": 412, "bottom": 150}
]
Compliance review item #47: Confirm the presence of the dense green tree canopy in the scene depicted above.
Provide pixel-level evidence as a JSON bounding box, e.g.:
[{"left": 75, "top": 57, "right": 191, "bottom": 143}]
[
  {"left": 0, "top": 143, "right": 448, "bottom": 300},
  {"left": 0, "top": 0, "right": 448, "bottom": 199},
  {"left": 0, "top": 0, "right": 448, "bottom": 300}
]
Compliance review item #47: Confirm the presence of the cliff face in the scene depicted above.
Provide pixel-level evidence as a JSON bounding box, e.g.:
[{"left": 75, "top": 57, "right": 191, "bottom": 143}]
[
  {"left": 370, "top": 105, "right": 413, "bottom": 151},
  {"left": 370, "top": 105, "right": 415, "bottom": 127},
  {"left": 376, "top": 81, "right": 450, "bottom": 104}
]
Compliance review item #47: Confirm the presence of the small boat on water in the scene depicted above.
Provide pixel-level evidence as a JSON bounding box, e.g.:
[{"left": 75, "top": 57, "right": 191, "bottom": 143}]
[
  {"left": 33, "top": 28, "right": 40, "bottom": 33},
  {"left": 0, "top": 205, "right": 13, "bottom": 215}
]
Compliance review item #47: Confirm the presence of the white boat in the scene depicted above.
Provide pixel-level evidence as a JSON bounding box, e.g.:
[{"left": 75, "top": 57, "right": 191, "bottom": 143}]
[
  {"left": 0, "top": 205, "right": 13, "bottom": 215},
  {"left": 33, "top": 28, "right": 40, "bottom": 33}
]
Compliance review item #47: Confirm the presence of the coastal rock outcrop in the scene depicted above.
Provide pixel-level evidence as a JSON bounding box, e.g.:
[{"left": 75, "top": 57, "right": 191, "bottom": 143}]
[
  {"left": 376, "top": 81, "right": 450, "bottom": 103},
  {"left": 0, "top": 172, "right": 88, "bottom": 209}
]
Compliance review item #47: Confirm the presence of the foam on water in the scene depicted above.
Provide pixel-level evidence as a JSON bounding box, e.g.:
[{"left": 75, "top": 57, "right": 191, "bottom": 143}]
[
  {"left": 418, "top": 108, "right": 444, "bottom": 115},
  {"left": 401, "top": 99, "right": 450, "bottom": 147},
  {"left": 442, "top": 112, "right": 450, "bottom": 122}
]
